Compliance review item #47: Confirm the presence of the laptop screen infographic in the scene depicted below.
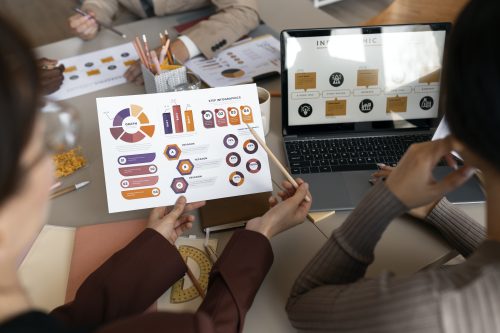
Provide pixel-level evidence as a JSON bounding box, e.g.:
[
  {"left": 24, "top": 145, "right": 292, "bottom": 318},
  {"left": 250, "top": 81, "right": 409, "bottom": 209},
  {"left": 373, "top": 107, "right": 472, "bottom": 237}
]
[{"left": 284, "top": 27, "right": 446, "bottom": 126}]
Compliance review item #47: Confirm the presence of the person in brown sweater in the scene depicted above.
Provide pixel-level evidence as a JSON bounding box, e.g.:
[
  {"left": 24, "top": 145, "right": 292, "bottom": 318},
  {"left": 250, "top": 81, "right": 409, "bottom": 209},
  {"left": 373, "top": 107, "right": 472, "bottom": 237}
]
[
  {"left": 286, "top": 0, "right": 500, "bottom": 331},
  {"left": 0, "top": 14, "right": 311, "bottom": 333}
]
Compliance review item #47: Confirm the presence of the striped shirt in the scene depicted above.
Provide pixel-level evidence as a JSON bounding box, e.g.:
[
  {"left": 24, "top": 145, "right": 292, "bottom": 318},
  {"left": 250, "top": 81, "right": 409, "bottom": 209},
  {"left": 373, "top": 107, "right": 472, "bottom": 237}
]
[{"left": 286, "top": 182, "right": 499, "bottom": 332}]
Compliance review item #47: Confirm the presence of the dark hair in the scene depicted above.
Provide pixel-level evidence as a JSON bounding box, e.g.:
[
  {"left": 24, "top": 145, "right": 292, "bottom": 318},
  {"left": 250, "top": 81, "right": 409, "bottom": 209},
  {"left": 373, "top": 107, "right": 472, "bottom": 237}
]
[
  {"left": 444, "top": 0, "right": 500, "bottom": 170},
  {"left": 0, "top": 16, "right": 40, "bottom": 206}
]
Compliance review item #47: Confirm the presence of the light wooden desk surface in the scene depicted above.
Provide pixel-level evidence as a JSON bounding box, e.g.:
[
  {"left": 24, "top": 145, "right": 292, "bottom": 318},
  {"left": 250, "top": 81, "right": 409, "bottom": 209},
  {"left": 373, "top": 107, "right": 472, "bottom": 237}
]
[{"left": 36, "top": 2, "right": 484, "bottom": 332}]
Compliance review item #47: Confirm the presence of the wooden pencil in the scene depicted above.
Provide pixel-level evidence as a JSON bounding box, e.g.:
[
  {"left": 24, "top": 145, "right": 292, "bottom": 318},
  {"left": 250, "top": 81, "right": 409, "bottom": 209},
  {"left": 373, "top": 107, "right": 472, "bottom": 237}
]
[
  {"left": 142, "top": 35, "right": 152, "bottom": 69},
  {"left": 150, "top": 51, "right": 161, "bottom": 75},
  {"left": 134, "top": 37, "right": 148, "bottom": 69},
  {"left": 73, "top": 8, "right": 126, "bottom": 38},
  {"left": 246, "top": 124, "right": 311, "bottom": 202}
]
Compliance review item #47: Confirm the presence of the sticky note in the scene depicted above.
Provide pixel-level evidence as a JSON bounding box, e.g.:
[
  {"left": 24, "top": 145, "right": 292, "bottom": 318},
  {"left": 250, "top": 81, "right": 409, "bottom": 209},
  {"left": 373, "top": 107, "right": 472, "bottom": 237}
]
[
  {"left": 295, "top": 72, "right": 317, "bottom": 91},
  {"left": 325, "top": 99, "right": 347, "bottom": 116},
  {"left": 357, "top": 69, "right": 379, "bottom": 87},
  {"left": 419, "top": 69, "right": 441, "bottom": 84},
  {"left": 386, "top": 96, "right": 408, "bottom": 113}
]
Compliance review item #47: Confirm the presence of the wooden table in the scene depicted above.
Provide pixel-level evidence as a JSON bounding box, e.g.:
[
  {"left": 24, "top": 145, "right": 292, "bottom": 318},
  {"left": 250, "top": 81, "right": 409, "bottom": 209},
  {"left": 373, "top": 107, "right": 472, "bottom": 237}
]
[
  {"left": 366, "top": 0, "right": 469, "bottom": 25},
  {"left": 35, "top": 1, "right": 484, "bottom": 332}
]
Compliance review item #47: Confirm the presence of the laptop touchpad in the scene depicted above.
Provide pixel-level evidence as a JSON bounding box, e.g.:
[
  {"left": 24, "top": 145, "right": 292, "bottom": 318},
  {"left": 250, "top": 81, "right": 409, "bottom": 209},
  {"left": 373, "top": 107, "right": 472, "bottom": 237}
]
[{"left": 302, "top": 173, "right": 353, "bottom": 211}]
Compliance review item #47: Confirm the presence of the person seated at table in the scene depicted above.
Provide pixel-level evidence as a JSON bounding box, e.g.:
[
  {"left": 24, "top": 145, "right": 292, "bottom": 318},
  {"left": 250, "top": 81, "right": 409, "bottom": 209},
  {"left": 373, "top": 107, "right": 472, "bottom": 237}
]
[
  {"left": 0, "top": 14, "right": 312, "bottom": 333},
  {"left": 37, "top": 58, "right": 65, "bottom": 95},
  {"left": 68, "top": 0, "right": 259, "bottom": 84},
  {"left": 286, "top": 0, "right": 500, "bottom": 331}
]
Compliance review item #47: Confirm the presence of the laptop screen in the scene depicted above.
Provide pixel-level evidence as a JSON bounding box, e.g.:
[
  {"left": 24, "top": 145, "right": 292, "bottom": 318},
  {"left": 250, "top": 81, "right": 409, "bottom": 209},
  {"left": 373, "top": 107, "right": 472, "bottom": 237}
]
[{"left": 282, "top": 24, "right": 449, "bottom": 130}]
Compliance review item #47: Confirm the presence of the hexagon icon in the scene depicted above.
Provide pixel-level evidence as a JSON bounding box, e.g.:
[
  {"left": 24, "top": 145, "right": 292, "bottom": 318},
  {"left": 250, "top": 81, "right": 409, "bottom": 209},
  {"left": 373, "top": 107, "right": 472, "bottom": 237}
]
[
  {"left": 171, "top": 177, "right": 188, "bottom": 194},
  {"left": 177, "top": 159, "right": 194, "bottom": 175},
  {"left": 164, "top": 144, "right": 181, "bottom": 160}
]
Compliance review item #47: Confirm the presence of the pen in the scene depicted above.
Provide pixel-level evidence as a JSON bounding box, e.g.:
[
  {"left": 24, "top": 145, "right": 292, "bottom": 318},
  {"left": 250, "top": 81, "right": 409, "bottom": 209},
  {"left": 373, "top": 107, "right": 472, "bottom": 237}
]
[
  {"left": 73, "top": 8, "right": 127, "bottom": 39},
  {"left": 50, "top": 181, "right": 90, "bottom": 200}
]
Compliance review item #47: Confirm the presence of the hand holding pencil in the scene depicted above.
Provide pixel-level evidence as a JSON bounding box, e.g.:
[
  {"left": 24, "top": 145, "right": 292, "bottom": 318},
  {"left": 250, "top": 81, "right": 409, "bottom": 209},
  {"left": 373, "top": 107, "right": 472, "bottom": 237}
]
[{"left": 69, "top": 9, "right": 99, "bottom": 40}]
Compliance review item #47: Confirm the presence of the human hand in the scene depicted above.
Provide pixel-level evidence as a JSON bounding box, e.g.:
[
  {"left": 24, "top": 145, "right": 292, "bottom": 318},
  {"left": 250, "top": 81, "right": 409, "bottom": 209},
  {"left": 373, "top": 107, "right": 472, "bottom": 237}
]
[
  {"left": 246, "top": 179, "right": 312, "bottom": 239},
  {"left": 170, "top": 39, "right": 190, "bottom": 64},
  {"left": 37, "top": 58, "right": 64, "bottom": 95},
  {"left": 370, "top": 164, "right": 439, "bottom": 219},
  {"left": 124, "top": 61, "right": 144, "bottom": 85},
  {"left": 147, "top": 196, "right": 206, "bottom": 245},
  {"left": 68, "top": 10, "right": 99, "bottom": 40},
  {"left": 384, "top": 137, "right": 474, "bottom": 210}
]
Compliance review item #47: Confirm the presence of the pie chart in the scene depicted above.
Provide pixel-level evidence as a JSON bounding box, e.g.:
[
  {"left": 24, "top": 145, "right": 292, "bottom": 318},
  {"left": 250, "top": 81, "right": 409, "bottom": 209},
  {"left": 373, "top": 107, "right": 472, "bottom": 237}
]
[{"left": 110, "top": 104, "right": 155, "bottom": 143}]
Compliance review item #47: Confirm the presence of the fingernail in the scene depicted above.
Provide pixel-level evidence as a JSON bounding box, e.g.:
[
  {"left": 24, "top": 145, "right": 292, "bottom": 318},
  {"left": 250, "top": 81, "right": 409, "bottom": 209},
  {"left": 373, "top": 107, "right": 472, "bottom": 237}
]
[{"left": 368, "top": 178, "right": 376, "bottom": 184}]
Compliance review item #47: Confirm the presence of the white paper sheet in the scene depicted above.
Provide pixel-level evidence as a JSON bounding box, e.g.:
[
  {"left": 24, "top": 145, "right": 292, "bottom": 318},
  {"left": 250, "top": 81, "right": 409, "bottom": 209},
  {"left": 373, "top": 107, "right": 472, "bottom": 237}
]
[
  {"left": 184, "top": 35, "right": 280, "bottom": 87},
  {"left": 18, "top": 225, "right": 75, "bottom": 312},
  {"left": 48, "top": 43, "right": 138, "bottom": 101},
  {"left": 96, "top": 84, "right": 273, "bottom": 213}
]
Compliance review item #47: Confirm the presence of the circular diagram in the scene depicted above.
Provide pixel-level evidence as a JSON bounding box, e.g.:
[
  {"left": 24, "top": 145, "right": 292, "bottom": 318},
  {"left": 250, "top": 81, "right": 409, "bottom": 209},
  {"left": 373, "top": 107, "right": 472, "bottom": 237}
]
[
  {"left": 329, "top": 72, "right": 344, "bottom": 87},
  {"left": 223, "top": 134, "right": 238, "bottom": 148},
  {"left": 298, "top": 103, "right": 313, "bottom": 117},
  {"left": 226, "top": 152, "right": 241, "bottom": 167},
  {"left": 359, "top": 99, "right": 374, "bottom": 113},
  {"left": 170, "top": 245, "right": 211, "bottom": 303},
  {"left": 109, "top": 104, "right": 155, "bottom": 143},
  {"left": 221, "top": 68, "right": 245, "bottom": 78},
  {"left": 243, "top": 139, "right": 258, "bottom": 154},
  {"left": 246, "top": 159, "right": 261, "bottom": 173},
  {"left": 229, "top": 171, "right": 245, "bottom": 186},
  {"left": 420, "top": 96, "right": 434, "bottom": 110}
]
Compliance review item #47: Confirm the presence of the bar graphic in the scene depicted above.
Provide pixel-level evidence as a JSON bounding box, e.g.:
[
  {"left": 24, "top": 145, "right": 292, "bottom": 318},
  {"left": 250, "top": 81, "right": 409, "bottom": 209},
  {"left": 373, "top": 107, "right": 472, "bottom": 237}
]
[
  {"left": 173, "top": 105, "right": 184, "bottom": 133},
  {"left": 120, "top": 176, "right": 159, "bottom": 188},
  {"left": 185, "top": 110, "right": 195, "bottom": 132},
  {"left": 117, "top": 153, "right": 156, "bottom": 165},
  {"left": 121, "top": 187, "right": 160, "bottom": 200},
  {"left": 163, "top": 112, "right": 173, "bottom": 134},
  {"left": 118, "top": 164, "right": 158, "bottom": 177}
]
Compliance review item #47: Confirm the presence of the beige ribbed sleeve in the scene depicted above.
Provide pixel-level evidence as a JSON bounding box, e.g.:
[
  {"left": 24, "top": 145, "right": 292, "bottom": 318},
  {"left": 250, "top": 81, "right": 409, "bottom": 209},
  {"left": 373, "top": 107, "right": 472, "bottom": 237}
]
[
  {"left": 286, "top": 182, "right": 499, "bottom": 333},
  {"left": 425, "top": 198, "right": 486, "bottom": 257}
]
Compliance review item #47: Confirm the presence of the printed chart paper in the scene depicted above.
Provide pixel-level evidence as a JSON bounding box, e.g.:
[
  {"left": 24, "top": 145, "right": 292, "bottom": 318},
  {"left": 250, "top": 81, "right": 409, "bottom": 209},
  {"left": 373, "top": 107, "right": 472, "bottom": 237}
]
[
  {"left": 184, "top": 35, "right": 280, "bottom": 87},
  {"left": 48, "top": 43, "right": 137, "bottom": 101},
  {"left": 96, "top": 84, "right": 272, "bottom": 213}
]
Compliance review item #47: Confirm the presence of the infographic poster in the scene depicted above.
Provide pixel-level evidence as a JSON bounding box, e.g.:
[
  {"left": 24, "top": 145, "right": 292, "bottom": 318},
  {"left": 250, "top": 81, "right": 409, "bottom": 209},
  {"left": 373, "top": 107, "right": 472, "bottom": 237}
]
[
  {"left": 96, "top": 84, "right": 272, "bottom": 213},
  {"left": 286, "top": 31, "right": 446, "bottom": 126},
  {"left": 48, "top": 43, "right": 137, "bottom": 101}
]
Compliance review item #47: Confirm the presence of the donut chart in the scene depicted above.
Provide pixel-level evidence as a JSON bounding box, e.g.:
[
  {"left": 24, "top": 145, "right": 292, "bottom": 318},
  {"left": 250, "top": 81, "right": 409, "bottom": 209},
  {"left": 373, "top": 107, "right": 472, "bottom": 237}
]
[{"left": 110, "top": 104, "right": 155, "bottom": 143}]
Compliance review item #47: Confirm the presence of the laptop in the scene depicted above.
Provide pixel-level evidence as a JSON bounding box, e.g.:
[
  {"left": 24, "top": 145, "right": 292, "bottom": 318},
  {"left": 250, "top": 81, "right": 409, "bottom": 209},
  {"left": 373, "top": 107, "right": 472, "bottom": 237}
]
[{"left": 280, "top": 23, "right": 484, "bottom": 211}]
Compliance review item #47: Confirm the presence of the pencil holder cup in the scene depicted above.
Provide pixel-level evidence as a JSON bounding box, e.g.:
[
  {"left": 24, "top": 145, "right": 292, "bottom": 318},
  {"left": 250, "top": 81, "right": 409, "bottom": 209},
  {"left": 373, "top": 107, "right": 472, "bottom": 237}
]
[{"left": 142, "top": 64, "right": 188, "bottom": 94}]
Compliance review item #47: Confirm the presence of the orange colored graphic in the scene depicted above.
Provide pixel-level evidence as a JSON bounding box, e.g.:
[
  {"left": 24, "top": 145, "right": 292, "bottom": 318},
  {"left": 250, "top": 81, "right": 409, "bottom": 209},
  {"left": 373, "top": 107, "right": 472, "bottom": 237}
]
[
  {"left": 185, "top": 110, "right": 195, "bottom": 132},
  {"left": 295, "top": 72, "right": 316, "bottom": 91},
  {"left": 131, "top": 104, "right": 143, "bottom": 117},
  {"left": 357, "top": 69, "right": 379, "bottom": 87},
  {"left": 101, "top": 56, "right": 115, "bottom": 63},
  {"left": 121, "top": 187, "right": 160, "bottom": 200},
  {"left": 325, "top": 99, "right": 347, "bottom": 116},
  {"left": 419, "top": 69, "right": 441, "bottom": 84},
  {"left": 64, "top": 66, "right": 77, "bottom": 73},
  {"left": 86, "top": 69, "right": 101, "bottom": 76},
  {"left": 386, "top": 96, "right": 408, "bottom": 113},
  {"left": 124, "top": 60, "right": 136, "bottom": 67},
  {"left": 227, "top": 107, "right": 241, "bottom": 125},
  {"left": 240, "top": 105, "right": 254, "bottom": 123},
  {"left": 140, "top": 125, "right": 155, "bottom": 137}
]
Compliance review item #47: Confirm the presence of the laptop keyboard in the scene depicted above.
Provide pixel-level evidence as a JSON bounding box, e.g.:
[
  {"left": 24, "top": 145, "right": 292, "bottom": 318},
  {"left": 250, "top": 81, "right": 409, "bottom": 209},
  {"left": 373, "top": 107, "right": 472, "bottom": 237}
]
[{"left": 286, "top": 134, "right": 433, "bottom": 174}]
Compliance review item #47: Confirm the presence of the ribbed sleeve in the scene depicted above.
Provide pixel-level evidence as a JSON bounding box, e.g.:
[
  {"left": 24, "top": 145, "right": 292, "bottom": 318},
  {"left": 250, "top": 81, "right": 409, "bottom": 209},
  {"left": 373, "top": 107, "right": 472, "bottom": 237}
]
[{"left": 425, "top": 198, "right": 486, "bottom": 257}]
